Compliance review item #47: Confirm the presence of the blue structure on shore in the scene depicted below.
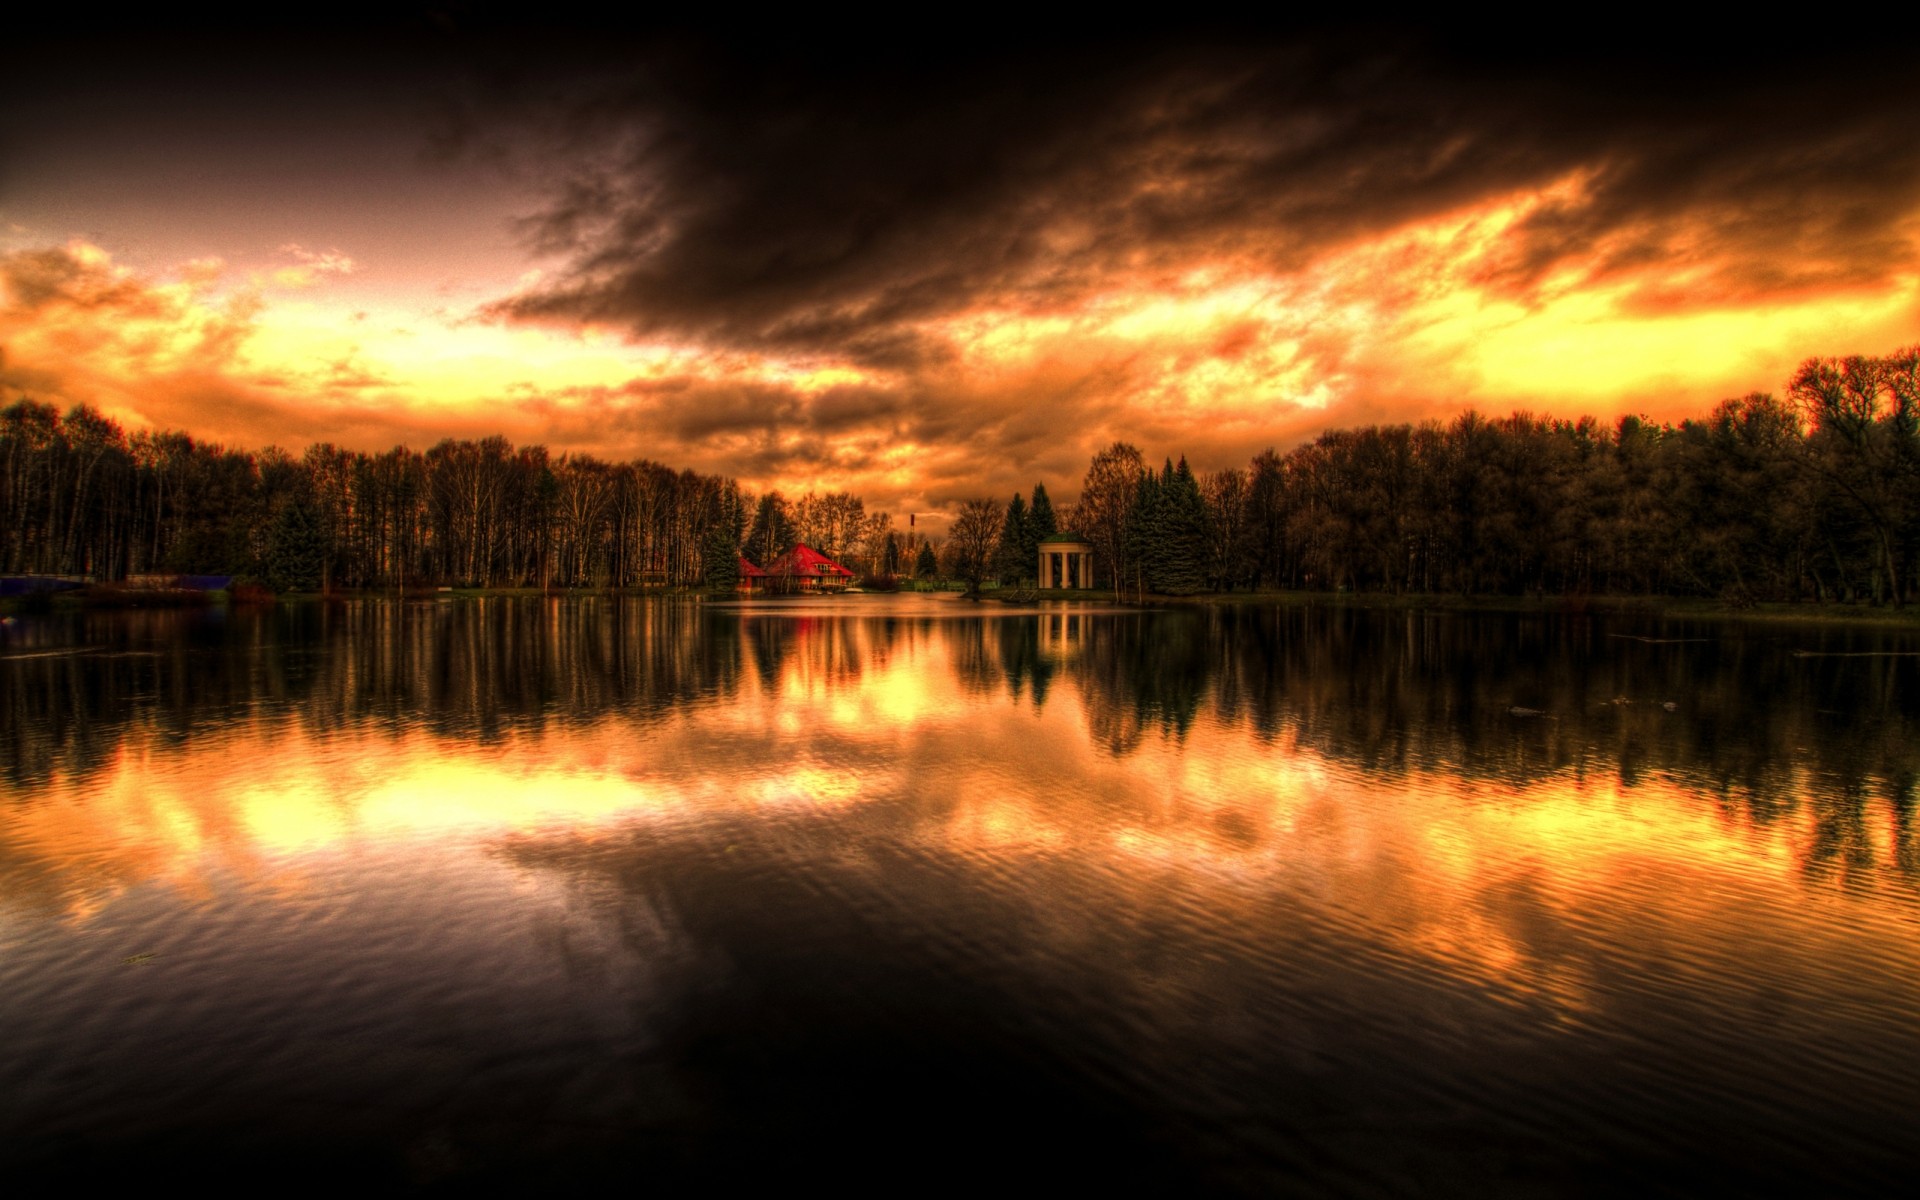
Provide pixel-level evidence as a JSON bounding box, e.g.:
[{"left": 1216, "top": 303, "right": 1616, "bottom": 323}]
[{"left": 0, "top": 576, "right": 87, "bottom": 597}]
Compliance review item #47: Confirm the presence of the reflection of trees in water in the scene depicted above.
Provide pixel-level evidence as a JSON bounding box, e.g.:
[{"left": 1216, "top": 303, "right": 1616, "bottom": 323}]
[
  {"left": 1190, "top": 606, "right": 1912, "bottom": 879},
  {"left": 1, "top": 608, "right": 280, "bottom": 786},
  {"left": 6, "top": 600, "right": 1917, "bottom": 883},
  {"left": 1060, "top": 605, "right": 1920, "bottom": 883},
  {"left": 743, "top": 613, "right": 927, "bottom": 696},
  {"left": 994, "top": 617, "right": 1055, "bottom": 708},
  {"left": 1075, "top": 613, "right": 1210, "bottom": 756},
  {"left": 949, "top": 614, "right": 1070, "bottom": 707},
  {"left": 0, "top": 599, "right": 748, "bottom": 787},
  {"left": 946, "top": 619, "right": 999, "bottom": 698}
]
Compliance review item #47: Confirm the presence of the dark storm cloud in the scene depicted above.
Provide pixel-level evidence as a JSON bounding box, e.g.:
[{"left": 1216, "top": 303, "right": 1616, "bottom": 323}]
[
  {"left": 475, "top": 29, "right": 1920, "bottom": 354},
  {"left": 10, "top": 22, "right": 1920, "bottom": 516}
]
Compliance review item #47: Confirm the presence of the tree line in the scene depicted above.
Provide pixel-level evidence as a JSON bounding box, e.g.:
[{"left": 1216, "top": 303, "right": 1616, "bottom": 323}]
[
  {"left": 1017, "top": 349, "right": 1919, "bottom": 606},
  {"left": 6, "top": 344, "right": 1915, "bottom": 603},
  {"left": 0, "top": 406, "right": 929, "bottom": 593}
]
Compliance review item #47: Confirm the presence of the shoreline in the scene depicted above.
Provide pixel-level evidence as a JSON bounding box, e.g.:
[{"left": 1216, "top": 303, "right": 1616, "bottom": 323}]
[{"left": 7, "top": 585, "right": 1920, "bottom": 629}]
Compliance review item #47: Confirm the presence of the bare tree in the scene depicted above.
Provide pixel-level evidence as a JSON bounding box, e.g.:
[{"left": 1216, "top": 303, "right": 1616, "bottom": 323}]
[
  {"left": 1069, "top": 441, "right": 1145, "bottom": 590},
  {"left": 946, "top": 499, "right": 1004, "bottom": 597}
]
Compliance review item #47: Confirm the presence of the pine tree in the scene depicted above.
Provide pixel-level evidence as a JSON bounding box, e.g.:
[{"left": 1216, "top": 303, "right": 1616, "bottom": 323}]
[
  {"left": 1158, "top": 457, "right": 1209, "bottom": 594},
  {"left": 1125, "top": 466, "right": 1167, "bottom": 594},
  {"left": 915, "top": 541, "right": 938, "bottom": 578},
  {"left": 1123, "top": 459, "right": 1208, "bottom": 594},
  {"left": 991, "top": 493, "right": 1029, "bottom": 583},
  {"left": 265, "top": 494, "right": 327, "bottom": 593},
  {"left": 1026, "top": 483, "right": 1056, "bottom": 572},
  {"left": 702, "top": 525, "right": 740, "bottom": 591},
  {"left": 704, "top": 485, "right": 747, "bottom": 590}
]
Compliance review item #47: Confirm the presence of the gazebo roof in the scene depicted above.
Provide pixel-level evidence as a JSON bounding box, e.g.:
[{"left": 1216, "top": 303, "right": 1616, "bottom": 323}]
[{"left": 1039, "top": 531, "right": 1090, "bottom": 545}]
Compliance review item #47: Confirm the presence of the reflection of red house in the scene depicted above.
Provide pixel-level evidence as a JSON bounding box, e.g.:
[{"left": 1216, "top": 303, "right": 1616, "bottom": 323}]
[
  {"left": 737, "top": 557, "right": 771, "bottom": 593},
  {"left": 761, "top": 544, "right": 856, "bottom": 593}
]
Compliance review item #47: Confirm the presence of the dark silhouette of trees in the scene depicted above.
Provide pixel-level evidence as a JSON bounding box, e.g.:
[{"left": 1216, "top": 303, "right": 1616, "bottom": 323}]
[
  {"left": 946, "top": 499, "right": 1004, "bottom": 596},
  {"left": 1126, "top": 458, "right": 1207, "bottom": 595},
  {"left": 1071, "top": 442, "right": 1145, "bottom": 590},
  {"left": 0, "top": 406, "right": 762, "bottom": 592},
  {"left": 1043, "top": 344, "right": 1920, "bottom": 604},
  {"left": 991, "top": 493, "right": 1029, "bottom": 584},
  {"left": 265, "top": 493, "right": 327, "bottom": 592},
  {"left": 1028, "top": 483, "right": 1058, "bottom": 548},
  {"left": 1789, "top": 350, "right": 1920, "bottom": 606},
  {"left": 741, "top": 489, "right": 794, "bottom": 564},
  {"left": 6, "top": 342, "right": 1917, "bottom": 605}
]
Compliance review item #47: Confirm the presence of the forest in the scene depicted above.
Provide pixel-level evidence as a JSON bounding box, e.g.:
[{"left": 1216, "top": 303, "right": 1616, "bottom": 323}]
[
  {"left": 2, "top": 346, "right": 1916, "bottom": 605},
  {"left": 1030, "top": 347, "right": 1920, "bottom": 607},
  {"left": 0, "top": 415, "right": 910, "bottom": 594}
]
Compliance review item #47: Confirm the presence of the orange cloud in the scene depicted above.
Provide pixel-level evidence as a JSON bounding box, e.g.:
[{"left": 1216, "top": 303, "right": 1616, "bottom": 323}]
[
  {"left": 6, "top": 168, "right": 1919, "bottom": 531},
  {"left": 268, "top": 243, "right": 357, "bottom": 289}
]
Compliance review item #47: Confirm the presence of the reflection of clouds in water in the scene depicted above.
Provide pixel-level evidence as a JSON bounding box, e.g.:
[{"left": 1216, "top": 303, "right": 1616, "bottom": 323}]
[
  {"left": 4, "top": 601, "right": 1920, "bottom": 1194},
  {"left": 2, "top": 600, "right": 1917, "bottom": 964}
]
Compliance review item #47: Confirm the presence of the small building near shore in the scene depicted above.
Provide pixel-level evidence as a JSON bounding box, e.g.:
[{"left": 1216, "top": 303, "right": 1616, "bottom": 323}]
[
  {"left": 1038, "top": 533, "right": 1095, "bottom": 589},
  {"left": 760, "top": 544, "right": 856, "bottom": 593},
  {"left": 737, "top": 557, "right": 771, "bottom": 593}
]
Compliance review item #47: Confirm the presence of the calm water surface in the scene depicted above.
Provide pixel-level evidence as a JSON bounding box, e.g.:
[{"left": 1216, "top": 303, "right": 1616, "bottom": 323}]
[{"left": 2, "top": 595, "right": 1917, "bottom": 1194}]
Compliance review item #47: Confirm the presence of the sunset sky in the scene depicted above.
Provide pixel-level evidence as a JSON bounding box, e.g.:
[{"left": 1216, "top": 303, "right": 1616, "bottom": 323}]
[{"left": 5, "top": 20, "right": 1919, "bottom": 520}]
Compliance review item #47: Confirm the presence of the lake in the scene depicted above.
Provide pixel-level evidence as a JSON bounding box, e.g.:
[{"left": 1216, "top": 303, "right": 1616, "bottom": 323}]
[{"left": 2, "top": 595, "right": 1917, "bottom": 1194}]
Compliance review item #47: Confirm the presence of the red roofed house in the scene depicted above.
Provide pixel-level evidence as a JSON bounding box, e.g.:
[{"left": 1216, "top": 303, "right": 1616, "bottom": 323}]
[
  {"left": 761, "top": 544, "right": 856, "bottom": 593},
  {"left": 737, "top": 556, "right": 771, "bottom": 594}
]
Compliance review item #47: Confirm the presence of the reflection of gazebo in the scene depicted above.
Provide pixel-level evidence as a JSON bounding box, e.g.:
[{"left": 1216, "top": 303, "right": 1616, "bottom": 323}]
[{"left": 1037, "top": 532, "right": 1094, "bottom": 589}]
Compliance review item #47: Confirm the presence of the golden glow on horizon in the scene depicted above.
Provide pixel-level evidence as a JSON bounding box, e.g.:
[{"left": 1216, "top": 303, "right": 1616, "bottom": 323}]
[{"left": 7, "top": 156, "right": 1920, "bottom": 492}]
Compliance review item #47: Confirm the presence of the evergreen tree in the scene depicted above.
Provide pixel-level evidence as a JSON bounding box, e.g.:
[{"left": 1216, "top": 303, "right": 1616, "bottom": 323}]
[
  {"left": 915, "top": 541, "right": 938, "bottom": 578},
  {"left": 1122, "top": 459, "right": 1208, "bottom": 594},
  {"left": 1026, "top": 483, "right": 1057, "bottom": 572},
  {"left": 703, "top": 484, "right": 747, "bottom": 590},
  {"left": 883, "top": 531, "right": 901, "bottom": 575},
  {"left": 702, "top": 524, "right": 740, "bottom": 591},
  {"left": 1158, "top": 457, "right": 1209, "bottom": 594},
  {"left": 1124, "top": 466, "right": 1166, "bottom": 594},
  {"left": 265, "top": 494, "right": 327, "bottom": 593},
  {"left": 991, "top": 493, "right": 1030, "bottom": 583}
]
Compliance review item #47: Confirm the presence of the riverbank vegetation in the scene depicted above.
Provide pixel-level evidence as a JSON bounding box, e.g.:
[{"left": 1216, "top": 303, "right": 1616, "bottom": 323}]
[
  {"left": 1045, "top": 348, "right": 1920, "bottom": 608},
  {"left": 4, "top": 345, "right": 1915, "bottom": 608},
  {"left": 0, "top": 414, "right": 929, "bottom": 594}
]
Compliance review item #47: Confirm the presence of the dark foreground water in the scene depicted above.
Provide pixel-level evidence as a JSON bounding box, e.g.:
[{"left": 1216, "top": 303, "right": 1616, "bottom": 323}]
[{"left": 2, "top": 595, "right": 1917, "bottom": 1194}]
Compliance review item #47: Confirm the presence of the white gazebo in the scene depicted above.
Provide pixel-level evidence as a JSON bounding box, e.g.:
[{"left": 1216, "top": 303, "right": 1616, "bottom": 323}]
[{"left": 1037, "top": 532, "right": 1094, "bottom": 590}]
